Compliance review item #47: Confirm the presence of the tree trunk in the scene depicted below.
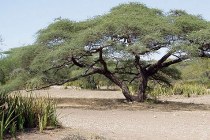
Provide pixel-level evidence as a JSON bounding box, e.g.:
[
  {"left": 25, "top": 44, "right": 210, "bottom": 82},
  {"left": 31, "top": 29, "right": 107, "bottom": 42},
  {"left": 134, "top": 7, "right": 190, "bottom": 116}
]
[
  {"left": 133, "top": 55, "right": 149, "bottom": 102},
  {"left": 104, "top": 72, "right": 150, "bottom": 102},
  {"left": 121, "top": 83, "right": 133, "bottom": 102},
  {"left": 135, "top": 76, "right": 148, "bottom": 102},
  {"left": 103, "top": 72, "right": 133, "bottom": 102},
  {"left": 104, "top": 71, "right": 149, "bottom": 102}
]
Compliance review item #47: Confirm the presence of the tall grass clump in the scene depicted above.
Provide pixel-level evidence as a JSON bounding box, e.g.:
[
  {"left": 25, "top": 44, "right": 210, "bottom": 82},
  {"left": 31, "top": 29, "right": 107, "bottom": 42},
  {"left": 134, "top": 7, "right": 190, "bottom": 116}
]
[
  {"left": 148, "top": 85, "right": 170, "bottom": 99},
  {"left": 0, "top": 93, "right": 58, "bottom": 139},
  {"left": 172, "top": 83, "right": 209, "bottom": 97},
  {"left": 149, "top": 83, "right": 209, "bottom": 99}
]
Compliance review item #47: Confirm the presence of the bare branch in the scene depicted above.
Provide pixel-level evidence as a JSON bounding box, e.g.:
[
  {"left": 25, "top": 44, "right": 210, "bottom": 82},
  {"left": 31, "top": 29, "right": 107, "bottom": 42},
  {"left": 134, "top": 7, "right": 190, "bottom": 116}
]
[{"left": 43, "top": 61, "right": 72, "bottom": 73}]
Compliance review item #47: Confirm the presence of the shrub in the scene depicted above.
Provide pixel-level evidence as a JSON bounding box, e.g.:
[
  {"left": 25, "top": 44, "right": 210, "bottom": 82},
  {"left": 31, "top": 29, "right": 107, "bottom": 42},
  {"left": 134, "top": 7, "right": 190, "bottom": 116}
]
[
  {"left": 149, "top": 83, "right": 209, "bottom": 99},
  {"left": 172, "top": 83, "right": 208, "bottom": 96}
]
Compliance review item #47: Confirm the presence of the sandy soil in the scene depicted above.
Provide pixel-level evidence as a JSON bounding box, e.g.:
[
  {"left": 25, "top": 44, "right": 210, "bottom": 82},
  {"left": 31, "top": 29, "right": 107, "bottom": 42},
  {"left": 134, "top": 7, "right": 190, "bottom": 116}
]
[
  {"left": 160, "top": 94, "right": 210, "bottom": 105},
  {"left": 8, "top": 128, "right": 105, "bottom": 140},
  {"left": 17, "top": 87, "right": 210, "bottom": 105},
  {"left": 13, "top": 88, "right": 210, "bottom": 140},
  {"left": 17, "top": 87, "right": 123, "bottom": 99},
  {"left": 57, "top": 109, "right": 210, "bottom": 140}
]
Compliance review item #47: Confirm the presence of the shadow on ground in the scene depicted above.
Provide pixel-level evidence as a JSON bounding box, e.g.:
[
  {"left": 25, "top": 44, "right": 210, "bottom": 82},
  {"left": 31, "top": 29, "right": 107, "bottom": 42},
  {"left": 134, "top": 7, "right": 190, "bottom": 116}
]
[{"left": 55, "top": 98, "right": 210, "bottom": 111}]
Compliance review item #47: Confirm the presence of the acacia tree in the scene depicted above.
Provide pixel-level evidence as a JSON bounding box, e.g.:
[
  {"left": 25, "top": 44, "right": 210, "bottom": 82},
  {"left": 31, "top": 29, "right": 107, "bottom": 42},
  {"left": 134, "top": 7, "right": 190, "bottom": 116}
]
[{"left": 2, "top": 3, "right": 210, "bottom": 101}]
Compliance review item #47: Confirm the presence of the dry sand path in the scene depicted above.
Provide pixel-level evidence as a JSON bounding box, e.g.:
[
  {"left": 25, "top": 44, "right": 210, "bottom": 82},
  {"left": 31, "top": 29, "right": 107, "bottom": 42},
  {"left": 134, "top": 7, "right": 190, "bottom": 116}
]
[{"left": 57, "top": 108, "right": 210, "bottom": 140}]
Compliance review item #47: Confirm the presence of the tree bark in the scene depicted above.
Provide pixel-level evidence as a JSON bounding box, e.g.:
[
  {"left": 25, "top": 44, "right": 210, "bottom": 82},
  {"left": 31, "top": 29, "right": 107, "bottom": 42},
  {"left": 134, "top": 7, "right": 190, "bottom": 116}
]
[
  {"left": 121, "top": 82, "right": 134, "bottom": 102},
  {"left": 133, "top": 55, "right": 149, "bottom": 102},
  {"left": 103, "top": 72, "right": 133, "bottom": 102},
  {"left": 136, "top": 76, "right": 148, "bottom": 102}
]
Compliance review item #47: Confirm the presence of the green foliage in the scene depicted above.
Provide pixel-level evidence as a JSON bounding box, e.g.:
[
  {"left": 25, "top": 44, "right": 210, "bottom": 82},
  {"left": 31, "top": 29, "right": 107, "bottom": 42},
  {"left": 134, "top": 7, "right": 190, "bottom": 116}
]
[
  {"left": 0, "top": 71, "right": 30, "bottom": 95},
  {"left": 188, "top": 27, "right": 210, "bottom": 45},
  {"left": 106, "top": 3, "right": 169, "bottom": 36},
  {"left": 151, "top": 66, "right": 182, "bottom": 86},
  {"left": 65, "top": 74, "right": 115, "bottom": 89},
  {"left": 175, "top": 58, "right": 210, "bottom": 88},
  {"left": 26, "top": 75, "right": 46, "bottom": 90},
  {"left": 128, "top": 66, "right": 181, "bottom": 95},
  {"left": 169, "top": 10, "right": 208, "bottom": 34},
  {"left": 0, "top": 93, "right": 57, "bottom": 139},
  {"left": 0, "top": 69, "right": 5, "bottom": 85}
]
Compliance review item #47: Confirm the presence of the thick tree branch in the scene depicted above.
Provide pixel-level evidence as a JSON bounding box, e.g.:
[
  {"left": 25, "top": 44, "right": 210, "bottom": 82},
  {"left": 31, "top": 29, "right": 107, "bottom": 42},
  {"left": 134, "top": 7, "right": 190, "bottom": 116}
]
[
  {"left": 71, "top": 57, "right": 85, "bottom": 67},
  {"left": 160, "top": 56, "right": 188, "bottom": 68},
  {"left": 134, "top": 55, "right": 143, "bottom": 72},
  {"left": 157, "top": 51, "right": 173, "bottom": 65},
  {"left": 99, "top": 48, "right": 108, "bottom": 71},
  {"left": 147, "top": 51, "right": 173, "bottom": 73}
]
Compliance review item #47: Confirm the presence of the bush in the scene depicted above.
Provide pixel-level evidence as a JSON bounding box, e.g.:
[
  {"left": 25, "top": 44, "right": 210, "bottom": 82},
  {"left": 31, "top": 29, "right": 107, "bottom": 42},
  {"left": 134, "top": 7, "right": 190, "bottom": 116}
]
[
  {"left": 172, "top": 83, "right": 208, "bottom": 96},
  {"left": 0, "top": 93, "right": 58, "bottom": 139},
  {"left": 149, "top": 83, "right": 209, "bottom": 98}
]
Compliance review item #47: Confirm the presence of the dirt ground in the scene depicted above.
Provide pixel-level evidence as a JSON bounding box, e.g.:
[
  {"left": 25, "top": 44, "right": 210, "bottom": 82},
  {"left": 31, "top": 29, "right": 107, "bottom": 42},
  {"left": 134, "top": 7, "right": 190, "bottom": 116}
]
[
  {"left": 13, "top": 88, "right": 210, "bottom": 140},
  {"left": 58, "top": 108, "right": 210, "bottom": 140},
  {"left": 8, "top": 128, "right": 105, "bottom": 140},
  {"left": 16, "top": 87, "right": 124, "bottom": 99}
]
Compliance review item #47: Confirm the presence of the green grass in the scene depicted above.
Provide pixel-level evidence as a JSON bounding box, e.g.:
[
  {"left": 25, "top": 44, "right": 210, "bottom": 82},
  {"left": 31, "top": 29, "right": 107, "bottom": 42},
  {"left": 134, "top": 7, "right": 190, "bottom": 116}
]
[{"left": 0, "top": 92, "right": 58, "bottom": 139}]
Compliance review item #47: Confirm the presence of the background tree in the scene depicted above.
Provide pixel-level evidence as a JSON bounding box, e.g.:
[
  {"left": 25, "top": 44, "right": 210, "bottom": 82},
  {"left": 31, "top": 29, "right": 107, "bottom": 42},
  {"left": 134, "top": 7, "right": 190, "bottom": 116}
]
[
  {"left": 175, "top": 58, "right": 210, "bottom": 87},
  {"left": 0, "top": 35, "right": 5, "bottom": 85},
  {"left": 1, "top": 3, "right": 210, "bottom": 102},
  {"left": 0, "top": 68, "right": 5, "bottom": 85}
]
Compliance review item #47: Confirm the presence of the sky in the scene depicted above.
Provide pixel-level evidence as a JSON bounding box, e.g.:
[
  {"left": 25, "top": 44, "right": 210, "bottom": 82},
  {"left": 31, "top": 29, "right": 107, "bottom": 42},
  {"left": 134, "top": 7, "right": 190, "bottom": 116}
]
[{"left": 0, "top": 0, "right": 210, "bottom": 51}]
